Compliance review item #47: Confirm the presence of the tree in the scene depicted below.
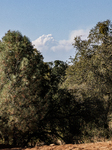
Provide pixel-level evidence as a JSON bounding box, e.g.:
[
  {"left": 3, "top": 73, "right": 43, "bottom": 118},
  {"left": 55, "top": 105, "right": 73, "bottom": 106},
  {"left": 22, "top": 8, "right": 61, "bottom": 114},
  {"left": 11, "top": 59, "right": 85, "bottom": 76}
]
[
  {"left": 0, "top": 31, "right": 80, "bottom": 146},
  {"left": 0, "top": 30, "right": 50, "bottom": 146},
  {"left": 64, "top": 20, "right": 112, "bottom": 136},
  {"left": 47, "top": 60, "right": 68, "bottom": 90}
]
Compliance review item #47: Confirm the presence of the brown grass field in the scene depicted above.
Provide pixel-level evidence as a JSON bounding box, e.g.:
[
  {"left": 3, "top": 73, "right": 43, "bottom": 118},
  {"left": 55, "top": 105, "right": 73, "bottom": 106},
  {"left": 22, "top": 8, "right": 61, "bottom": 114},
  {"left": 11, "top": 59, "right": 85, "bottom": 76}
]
[{"left": 1, "top": 141, "right": 112, "bottom": 150}]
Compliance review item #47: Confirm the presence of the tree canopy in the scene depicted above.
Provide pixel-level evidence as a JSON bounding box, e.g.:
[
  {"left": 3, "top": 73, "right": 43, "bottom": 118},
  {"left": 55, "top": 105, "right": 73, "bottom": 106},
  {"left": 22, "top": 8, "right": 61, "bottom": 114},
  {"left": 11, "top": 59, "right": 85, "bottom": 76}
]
[
  {"left": 0, "top": 30, "right": 51, "bottom": 145},
  {"left": 1, "top": 20, "right": 112, "bottom": 147},
  {"left": 64, "top": 20, "right": 112, "bottom": 133}
]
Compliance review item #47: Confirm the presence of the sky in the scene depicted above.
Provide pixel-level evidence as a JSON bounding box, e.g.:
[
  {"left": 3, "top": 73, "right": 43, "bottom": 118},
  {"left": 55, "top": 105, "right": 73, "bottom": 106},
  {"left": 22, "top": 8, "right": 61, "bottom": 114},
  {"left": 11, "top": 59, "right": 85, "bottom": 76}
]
[{"left": 0, "top": 0, "right": 112, "bottom": 62}]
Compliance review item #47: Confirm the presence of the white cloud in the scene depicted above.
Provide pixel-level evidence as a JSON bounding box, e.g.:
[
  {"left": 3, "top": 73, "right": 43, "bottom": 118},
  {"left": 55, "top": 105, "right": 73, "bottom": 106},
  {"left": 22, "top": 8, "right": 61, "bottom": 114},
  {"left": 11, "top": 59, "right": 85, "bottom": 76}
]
[
  {"left": 32, "top": 29, "right": 90, "bottom": 62},
  {"left": 32, "top": 34, "right": 58, "bottom": 51},
  {"left": 69, "top": 29, "right": 90, "bottom": 41},
  {"left": 32, "top": 29, "right": 89, "bottom": 52}
]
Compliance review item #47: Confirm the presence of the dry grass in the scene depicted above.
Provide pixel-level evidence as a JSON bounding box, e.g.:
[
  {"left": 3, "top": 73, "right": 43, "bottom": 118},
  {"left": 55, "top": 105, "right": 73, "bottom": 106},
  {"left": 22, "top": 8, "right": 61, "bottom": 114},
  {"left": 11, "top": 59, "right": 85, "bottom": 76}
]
[{"left": 1, "top": 141, "right": 112, "bottom": 150}]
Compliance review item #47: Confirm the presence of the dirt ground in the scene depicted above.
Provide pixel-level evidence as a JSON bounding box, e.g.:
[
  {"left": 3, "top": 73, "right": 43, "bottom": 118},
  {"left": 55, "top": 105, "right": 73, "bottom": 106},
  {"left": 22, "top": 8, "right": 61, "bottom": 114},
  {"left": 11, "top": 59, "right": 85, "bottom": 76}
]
[{"left": 1, "top": 141, "right": 112, "bottom": 150}]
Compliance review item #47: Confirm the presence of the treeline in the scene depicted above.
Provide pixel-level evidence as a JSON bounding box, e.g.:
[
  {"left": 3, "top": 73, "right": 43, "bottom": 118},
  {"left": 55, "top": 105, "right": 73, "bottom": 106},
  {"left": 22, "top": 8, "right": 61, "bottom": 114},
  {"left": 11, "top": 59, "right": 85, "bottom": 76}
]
[{"left": 0, "top": 20, "right": 112, "bottom": 147}]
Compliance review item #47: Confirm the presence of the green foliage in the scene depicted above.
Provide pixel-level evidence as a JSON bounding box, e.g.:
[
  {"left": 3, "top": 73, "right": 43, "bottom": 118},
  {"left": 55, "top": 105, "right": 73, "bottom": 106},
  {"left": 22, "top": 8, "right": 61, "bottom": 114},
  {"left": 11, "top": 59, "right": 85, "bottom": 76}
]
[
  {"left": 63, "top": 20, "right": 112, "bottom": 140},
  {"left": 0, "top": 31, "right": 75, "bottom": 146},
  {"left": 47, "top": 60, "right": 68, "bottom": 88},
  {"left": 99, "top": 23, "right": 108, "bottom": 35},
  {"left": 0, "top": 30, "right": 50, "bottom": 146},
  {"left": 1, "top": 20, "right": 112, "bottom": 146}
]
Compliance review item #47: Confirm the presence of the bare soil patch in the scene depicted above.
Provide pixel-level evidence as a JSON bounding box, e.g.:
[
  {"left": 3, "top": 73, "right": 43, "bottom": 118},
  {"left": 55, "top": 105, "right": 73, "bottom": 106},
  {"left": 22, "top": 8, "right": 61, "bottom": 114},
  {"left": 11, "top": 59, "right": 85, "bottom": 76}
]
[{"left": 1, "top": 141, "right": 112, "bottom": 150}]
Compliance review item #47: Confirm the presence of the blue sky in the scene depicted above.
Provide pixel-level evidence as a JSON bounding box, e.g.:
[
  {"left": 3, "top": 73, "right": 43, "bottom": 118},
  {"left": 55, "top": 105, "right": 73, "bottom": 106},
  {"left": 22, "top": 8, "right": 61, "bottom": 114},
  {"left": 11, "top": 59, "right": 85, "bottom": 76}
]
[{"left": 0, "top": 0, "right": 112, "bottom": 62}]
